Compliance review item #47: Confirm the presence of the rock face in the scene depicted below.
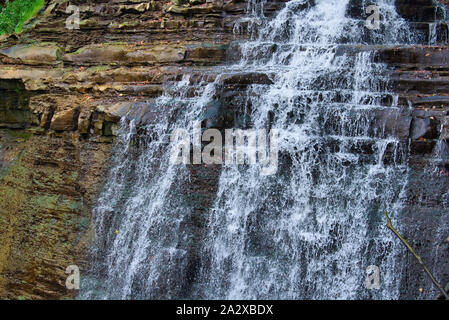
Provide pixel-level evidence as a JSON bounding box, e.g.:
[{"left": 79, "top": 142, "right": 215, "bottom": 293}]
[{"left": 0, "top": 0, "right": 449, "bottom": 300}]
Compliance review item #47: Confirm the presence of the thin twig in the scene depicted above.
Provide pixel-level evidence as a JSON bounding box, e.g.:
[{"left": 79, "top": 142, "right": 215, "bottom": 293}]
[{"left": 384, "top": 211, "right": 449, "bottom": 300}]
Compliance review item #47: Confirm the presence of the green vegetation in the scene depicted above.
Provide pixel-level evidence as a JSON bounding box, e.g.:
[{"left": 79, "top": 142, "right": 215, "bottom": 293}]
[
  {"left": 3, "top": 128, "right": 32, "bottom": 140},
  {"left": 0, "top": 0, "right": 44, "bottom": 35}
]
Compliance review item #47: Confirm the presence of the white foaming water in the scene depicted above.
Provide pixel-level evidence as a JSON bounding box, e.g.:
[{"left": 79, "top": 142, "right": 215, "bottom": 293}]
[
  {"left": 429, "top": 22, "right": 438, "bottom": 45},
  {"left": 82, "top": 0, "right": 417, "bottom": 299}
]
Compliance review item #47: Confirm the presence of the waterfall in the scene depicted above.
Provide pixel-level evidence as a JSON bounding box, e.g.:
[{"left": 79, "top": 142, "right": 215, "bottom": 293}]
[
  {"left": 429, "top": 22, "right": 438, "bottom": 45},
  {"left": 429, "top": 0, "right": 449, "bottom": 45},
  {"left": 81, "top": 0, "right": 418, "bottom": 299}
]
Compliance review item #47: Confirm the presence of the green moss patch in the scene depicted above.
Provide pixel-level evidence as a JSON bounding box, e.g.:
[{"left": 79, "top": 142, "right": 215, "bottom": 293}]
[{"left": 0, "top": 0, "right": 44, "bottom": 35}]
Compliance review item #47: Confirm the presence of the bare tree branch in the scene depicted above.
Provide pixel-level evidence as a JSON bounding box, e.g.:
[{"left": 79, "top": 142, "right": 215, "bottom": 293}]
[{"left": 384, "top": 211, "right": 449, "bottom": 300}]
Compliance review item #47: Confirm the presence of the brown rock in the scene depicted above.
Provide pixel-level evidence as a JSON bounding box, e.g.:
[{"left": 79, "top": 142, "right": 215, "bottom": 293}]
[
  {"left": 50, "top": 108, "right": 80, "bottom": 131},
  {"left": 0, "top": 44, "right": 62, "bottom": 66},
  {"left": 78, "top": 109, "right": 92, "bottom": 134},
  {"left": 39, "top": 109, "right": 54, "bottom": 129}
]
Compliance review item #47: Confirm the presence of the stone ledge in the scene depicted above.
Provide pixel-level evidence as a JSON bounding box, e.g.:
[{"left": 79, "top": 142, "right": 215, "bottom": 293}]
[{"left": 0, "top": 44, "right": 62, "bottom": 66}]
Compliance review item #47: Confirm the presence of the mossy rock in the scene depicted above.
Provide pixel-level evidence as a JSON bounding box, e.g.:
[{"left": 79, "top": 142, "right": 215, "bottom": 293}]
[{"left": 171, "top": 0, "right": 189, "bottom": 5}]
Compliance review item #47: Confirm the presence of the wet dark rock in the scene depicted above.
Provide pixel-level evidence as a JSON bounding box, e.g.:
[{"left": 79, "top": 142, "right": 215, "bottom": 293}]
[
  {"left": 411, "top": 95, "right": 449, "bottom": 107},
  {"left": 410, "top": 139, "right": 438, "bottom": 154},
  {"left": 220, "top": 72, "right": 274, "bottom": 85},
  {"left": 373, "top": 108, "right": 412, "bottom": 139},
  {"left": 378, "top": 46, "right": 449, "bottom": 67},
  {"left": 396, "top": 0, "right": 444, "bottom": 22},
  {"left": 410, "top": 116, "right": 439, "bottom": 140}
]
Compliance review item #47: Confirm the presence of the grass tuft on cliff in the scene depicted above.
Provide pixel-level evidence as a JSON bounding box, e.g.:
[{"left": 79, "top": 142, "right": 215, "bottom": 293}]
[{"left": 0, "top": 0, "right": 44, "bottom": 35}]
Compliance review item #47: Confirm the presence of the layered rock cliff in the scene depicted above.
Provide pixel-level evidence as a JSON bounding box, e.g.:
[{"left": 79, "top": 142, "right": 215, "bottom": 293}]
[{"left": 0, "top": 0, "right": 449, "bottom": 299}]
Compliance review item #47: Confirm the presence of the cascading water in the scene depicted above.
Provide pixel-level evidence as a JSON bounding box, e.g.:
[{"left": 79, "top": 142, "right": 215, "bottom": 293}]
[
  {"left": 429, "top": 22, "right": 438, "bottom": 45},
  {"left": 81, "top": 0, "right": 421, "bottom": 299},
  {"left": 428, "top": 0, "right": 449, "bottom": 44}
]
